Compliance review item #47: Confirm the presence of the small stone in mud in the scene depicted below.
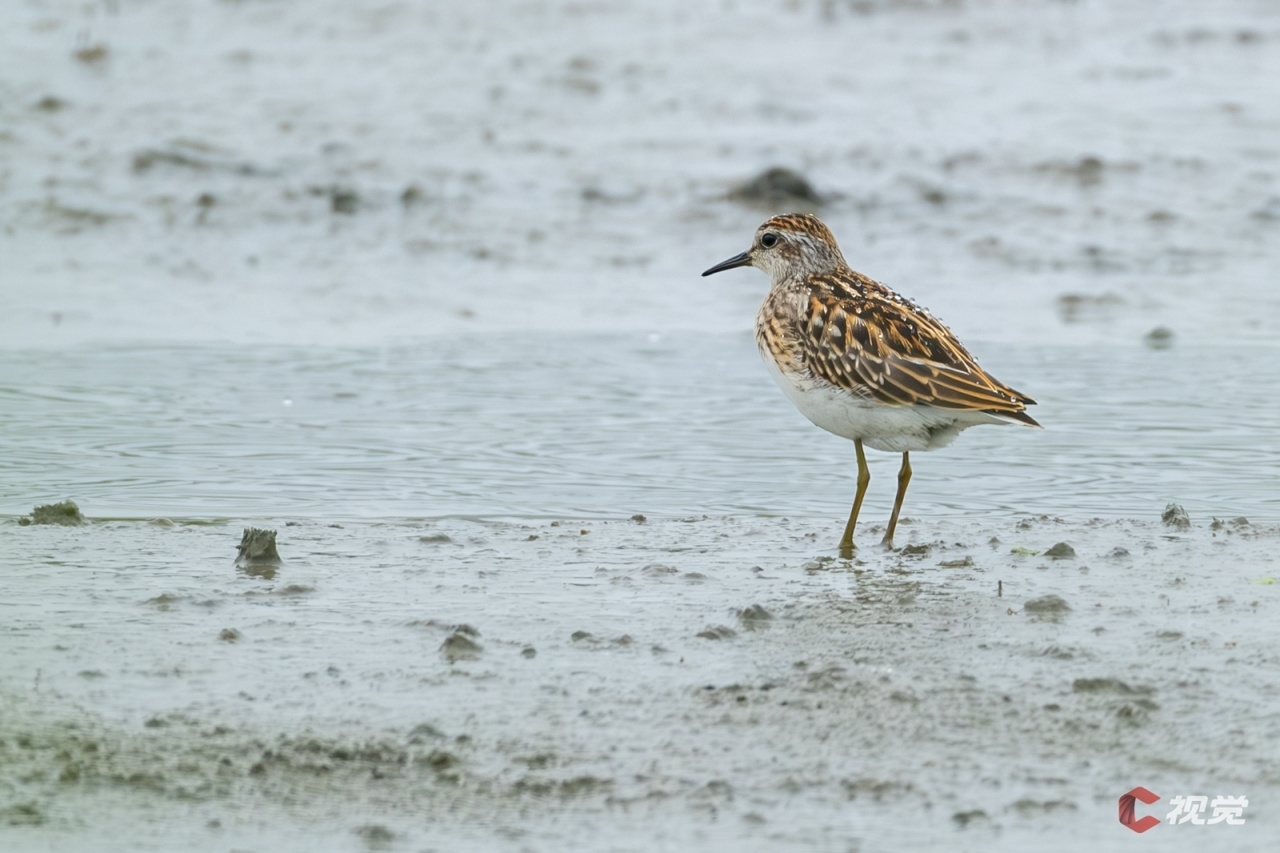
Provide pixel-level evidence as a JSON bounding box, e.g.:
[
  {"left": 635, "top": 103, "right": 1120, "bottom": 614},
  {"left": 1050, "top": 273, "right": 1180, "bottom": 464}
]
[
  {"left": 697, "top": 625, "right": 737, "bottom": 640},
  {"left": 728, "top": 167, "right": 823, "bottom": 207},
  {"left": 418, "top": 749, "right": 459, "bottom": 773},
  {"left": 1144, "top": 326, "right": 1175, "bottom": 349},
  {"left": 571, "top": 630, "right": 594, "bottom": 642},
  {"left": 1057, "top": 291, "right": 1124, "bottom": 323},
  {"left": 952, "top": 809, "right": 989, "bottom": 828},
  {"left": 407, "top": 723, "right": 445, "bottom": 743},
  {"left": 35, "top": 95, "right": 68, "bottom": 111},
  {"left": 235, "top": 528, "right": 281, "bottom": 566},
  {"left": 330, "top": 187, "right": 359, "bottom": 214},
  {"left": 1036, "top": 154, "right": 1105, "bottom": 186},
  {"left": 521, "top": 646, "right": 537, "bottom": 658},
  {"left": 400, "top": 184, "right": 425, "bottom": 206},
  {"left": 19, "top": 499, "right": 87, "bottom": 526},
  {"left": 737, "top": 605, "right": 773, "bottom": 627},
  {"left": 0, "top": 801, "right": 46, "bottom": 826},
  {"left": 1072, "top": 677, "right": 1149, "bottom": 695},
  {"left": 353, "top": 824, "right": 396, "bottom": 847},
  {"left": 218, "top": 628, "right": 242, "bottom": 643},
  {"left": 630, "top": 513, "right": 647, "bottom": 523},
  {"left": 1043, "top": 542, "right": 1075, "bottom": 559},
  {"left": 440, "top": 631, "right": 482, "bottom": 661},
  {"left": 74, "top": 44, "right": 109, "bottom": 64},
  {"left": 1162, "top": 504, "right": 1191, "bottom": 529},
  {"left": 1024, "top": 595, "right": 1071, "bottom": 614},
  {"left": 1010, "top": 798, "right": 1078, "bottom": 815}
]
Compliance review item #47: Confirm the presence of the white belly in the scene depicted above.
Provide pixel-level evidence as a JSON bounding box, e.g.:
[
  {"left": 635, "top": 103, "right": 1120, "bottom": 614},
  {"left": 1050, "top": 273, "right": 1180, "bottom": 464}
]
[{"left": 760, "top": 348, "right": 1004, "bottom": 453}]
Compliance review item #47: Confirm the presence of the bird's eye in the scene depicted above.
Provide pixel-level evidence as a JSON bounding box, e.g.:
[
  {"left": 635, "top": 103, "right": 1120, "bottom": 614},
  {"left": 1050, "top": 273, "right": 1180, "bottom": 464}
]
[{"left": 761, "top": 232, "right": 779, "bottom": 249}]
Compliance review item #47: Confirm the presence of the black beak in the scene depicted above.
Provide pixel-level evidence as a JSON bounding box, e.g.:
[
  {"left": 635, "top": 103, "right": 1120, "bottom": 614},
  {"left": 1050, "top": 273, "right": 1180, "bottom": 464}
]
[{"left": 701, "top": 251, "right": 752, "bottom": 277}]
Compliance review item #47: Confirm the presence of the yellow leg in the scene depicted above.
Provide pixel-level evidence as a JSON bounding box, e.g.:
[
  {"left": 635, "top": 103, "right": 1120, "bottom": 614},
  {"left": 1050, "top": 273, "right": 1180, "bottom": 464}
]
[
  {"left": 882, "top": 451, "right": 911, "bottom": 548},
  {"left": 838, "top": 439, "right": 871, "bottom": 558}
]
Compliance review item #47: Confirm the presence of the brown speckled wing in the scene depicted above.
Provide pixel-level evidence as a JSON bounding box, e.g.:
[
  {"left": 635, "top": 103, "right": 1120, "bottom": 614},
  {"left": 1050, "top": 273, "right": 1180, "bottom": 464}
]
[{"left": 796, "top": 283, "right": 1040, "bottom": 425}]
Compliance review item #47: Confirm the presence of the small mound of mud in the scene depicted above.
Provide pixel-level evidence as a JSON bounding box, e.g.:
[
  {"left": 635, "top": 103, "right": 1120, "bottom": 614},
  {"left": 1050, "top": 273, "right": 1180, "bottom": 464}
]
[
  {"left": 1162, "top": 504, "right": 1191, "bottom": 530},
  {"left": 354, "top": 824, "right": 396, "bottom": 848},
  {"left": 736, "top": 604, "right": 773, "bottom": 629},
  {"left": 330, "top": 187, "right": 359, "bottom": 214},
  {"left": 74, "top": 44, "right": 109, "bottom": 65},
  {"left": 0, "top": 801, "right": 45, "bottom": 826},
  {"left": 1024, "top": 595, "right": 1071, "bottom": 615},
  {"left": 235, "top": 528, "right": 281, "bottom": 567},
  {"left": 728, "top": 167, "right": 823, "bottom": 207},
  {"left": 34, "top": 95, "right": 68, "bottom": 112},
  {"left": 952, "top": 808, "right": 989, "bottom": 827},
  {"left": 1056, "top": 292, "right": 1124, "bottom": 323},
  {"left": 18, "top": 500, "right": 86, "bottom": 526},
  {"left": 1072, "top": 677, "right": 1151, "bottom": 695},
  {"left": 1144, "top": 326, "right": 1175, "bottom": 349},
  {"left": 1043, "top": 542, "right": 1075, "bottom": 559},
  {"left": 133, "top": 142, "right": 266, "bottom": 176},
  {"left": 440, "top": 630, "right": 482, "bottom": 662},
  {"left": 1033, "top": 154, "right": 1135, "bottom": 186}
]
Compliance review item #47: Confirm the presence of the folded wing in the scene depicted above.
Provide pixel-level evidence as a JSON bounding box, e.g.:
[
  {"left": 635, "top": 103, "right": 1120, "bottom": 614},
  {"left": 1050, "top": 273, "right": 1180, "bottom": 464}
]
[{"left": 798, "top": 287, "right": 1040, "bottom": 426}]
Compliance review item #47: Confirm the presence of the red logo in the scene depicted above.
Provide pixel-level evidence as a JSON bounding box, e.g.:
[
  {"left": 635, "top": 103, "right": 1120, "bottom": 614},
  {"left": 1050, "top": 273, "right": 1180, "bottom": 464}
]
[{"left": 1119, "top": 787, "right": 1161, "bottom": 833}]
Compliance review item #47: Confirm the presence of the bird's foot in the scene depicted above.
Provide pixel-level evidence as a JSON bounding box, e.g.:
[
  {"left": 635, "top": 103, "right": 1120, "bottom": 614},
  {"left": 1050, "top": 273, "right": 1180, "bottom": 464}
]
[{"left": 838, "top": 541, "right": 855, "bottom": 560}]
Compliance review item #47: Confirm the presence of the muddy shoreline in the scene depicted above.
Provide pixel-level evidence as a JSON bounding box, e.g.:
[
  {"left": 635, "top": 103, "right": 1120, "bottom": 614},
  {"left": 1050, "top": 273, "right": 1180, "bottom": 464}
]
[{"left": 3, "top": 513, "right": 1277, "bottom": 851}]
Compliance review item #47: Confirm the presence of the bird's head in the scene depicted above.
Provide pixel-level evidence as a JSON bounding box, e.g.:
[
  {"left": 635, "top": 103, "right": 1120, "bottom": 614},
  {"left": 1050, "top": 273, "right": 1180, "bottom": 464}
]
[{"left": 702, "top": 213, "right": 848, "bottom": 282}]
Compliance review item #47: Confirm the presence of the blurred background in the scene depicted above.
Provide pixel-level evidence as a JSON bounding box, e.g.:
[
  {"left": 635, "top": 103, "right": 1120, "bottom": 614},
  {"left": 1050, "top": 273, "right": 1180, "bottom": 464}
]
[{"left": 3, "top": 0, "right": 1277, "bottom": 346}]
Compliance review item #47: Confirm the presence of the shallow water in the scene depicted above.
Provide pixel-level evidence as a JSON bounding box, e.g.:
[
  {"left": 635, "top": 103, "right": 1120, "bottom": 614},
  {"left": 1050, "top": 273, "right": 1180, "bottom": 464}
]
[
  {"left": 3, "top": 336, "right": 1279, "bottom": 522},
  {"left": 3, "top": 0, "right": 1280, "bottom": 850}
]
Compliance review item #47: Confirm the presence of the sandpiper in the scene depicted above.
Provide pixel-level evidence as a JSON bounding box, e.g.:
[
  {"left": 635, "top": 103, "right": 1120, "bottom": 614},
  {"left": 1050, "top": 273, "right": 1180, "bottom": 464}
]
[{"left": 703, "top": 213, "right": 1039, "bottom": 555}]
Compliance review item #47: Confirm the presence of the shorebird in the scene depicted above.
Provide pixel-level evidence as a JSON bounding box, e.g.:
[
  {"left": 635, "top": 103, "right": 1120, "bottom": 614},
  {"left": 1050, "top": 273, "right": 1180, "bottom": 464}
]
[{"left": 703, "top": 213, "right": 1039, "bottom": 555}]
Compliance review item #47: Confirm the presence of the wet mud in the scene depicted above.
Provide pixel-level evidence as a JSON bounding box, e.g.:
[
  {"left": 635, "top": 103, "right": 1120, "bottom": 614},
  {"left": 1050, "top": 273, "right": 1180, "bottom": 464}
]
[
  {"left": 17, "top": 500, "right": 86, "bottom": 527},
  {"left": 3, "top": 513, "right": 1279, "bottom": 851}
]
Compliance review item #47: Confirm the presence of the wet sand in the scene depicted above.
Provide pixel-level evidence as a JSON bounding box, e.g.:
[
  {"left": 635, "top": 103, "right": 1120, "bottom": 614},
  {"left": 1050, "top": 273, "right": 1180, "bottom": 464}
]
[{"left": 3, "top": 513, "right": 1279, "bottom": 851}]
